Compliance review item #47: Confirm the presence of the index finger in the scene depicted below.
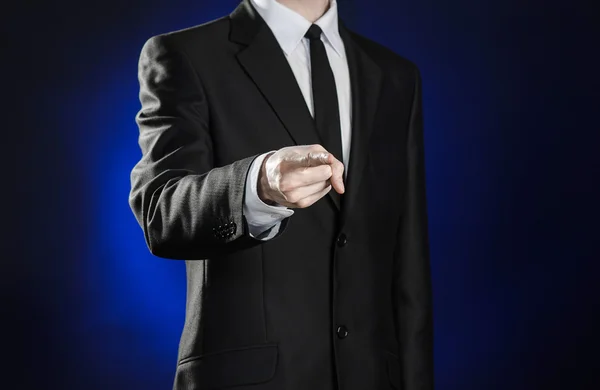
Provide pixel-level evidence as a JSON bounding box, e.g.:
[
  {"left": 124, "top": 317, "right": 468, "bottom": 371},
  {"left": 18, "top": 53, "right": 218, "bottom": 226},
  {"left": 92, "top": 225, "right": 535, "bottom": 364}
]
[
  {"left": 286, "top": 151, "right": 331, "bottom": 167},
  {"left": 306, "top": 151, "right": 333, "bottom": 167}
]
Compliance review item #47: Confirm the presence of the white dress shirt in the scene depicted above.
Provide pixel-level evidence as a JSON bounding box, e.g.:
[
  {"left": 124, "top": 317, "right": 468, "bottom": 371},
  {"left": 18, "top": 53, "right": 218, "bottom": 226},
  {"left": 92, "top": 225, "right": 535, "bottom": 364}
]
[{"left": 243, "top": 0, "right": 352, "bottom": 239}]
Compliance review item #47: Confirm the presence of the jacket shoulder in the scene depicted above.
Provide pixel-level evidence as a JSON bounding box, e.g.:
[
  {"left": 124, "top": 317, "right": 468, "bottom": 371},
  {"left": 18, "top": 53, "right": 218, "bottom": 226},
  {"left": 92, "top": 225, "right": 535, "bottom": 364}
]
[
  {"left": 347, "top": 28, "right": 420, "bottom": 77},
  {"left": 139, "top": 15, "right": 231, "bottom": 55}
]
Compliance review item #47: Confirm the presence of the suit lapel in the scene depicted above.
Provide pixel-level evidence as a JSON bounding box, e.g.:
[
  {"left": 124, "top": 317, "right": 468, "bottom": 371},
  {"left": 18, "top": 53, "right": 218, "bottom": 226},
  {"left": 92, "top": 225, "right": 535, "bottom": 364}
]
[{"left": 338, "top": 22, "right": 383, "bottom": 229}]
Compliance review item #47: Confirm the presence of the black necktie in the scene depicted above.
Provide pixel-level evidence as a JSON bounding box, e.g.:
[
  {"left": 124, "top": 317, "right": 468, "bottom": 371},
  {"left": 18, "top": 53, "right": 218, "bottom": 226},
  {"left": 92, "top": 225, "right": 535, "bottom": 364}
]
[{"left": 304, "top": 24, "right": 344, "bottom": 176}]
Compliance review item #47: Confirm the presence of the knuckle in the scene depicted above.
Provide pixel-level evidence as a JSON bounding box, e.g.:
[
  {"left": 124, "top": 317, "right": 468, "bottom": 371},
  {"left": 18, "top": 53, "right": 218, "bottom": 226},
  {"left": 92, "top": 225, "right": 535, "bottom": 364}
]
[
  {"left": 301, "top": 153, "right": 312, "bottom": 167},
  {"left": 283, "top": 154, "right": 300, "bottom": 167},
  {"left": 278, "top": 179, "right": 291, "bottom": 192},
  {"left": 297, "top": 198, "right": 310, "bottom": 208}
]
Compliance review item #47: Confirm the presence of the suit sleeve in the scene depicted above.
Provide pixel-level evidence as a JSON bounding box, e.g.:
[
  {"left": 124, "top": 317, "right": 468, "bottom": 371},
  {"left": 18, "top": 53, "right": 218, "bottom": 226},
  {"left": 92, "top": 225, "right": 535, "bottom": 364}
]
[
  {"left": 392, "top": 65, "right": 434, "bottom": 390},
  {"left": 129, "top": 34, "right": 290, "bottom": 260}
]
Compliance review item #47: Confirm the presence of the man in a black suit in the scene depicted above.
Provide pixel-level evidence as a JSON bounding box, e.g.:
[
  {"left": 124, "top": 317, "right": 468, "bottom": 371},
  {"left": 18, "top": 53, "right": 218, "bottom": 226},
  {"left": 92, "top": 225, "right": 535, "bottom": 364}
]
[{"left": 129, "top": 0, "right": 433, "bottom": 389}]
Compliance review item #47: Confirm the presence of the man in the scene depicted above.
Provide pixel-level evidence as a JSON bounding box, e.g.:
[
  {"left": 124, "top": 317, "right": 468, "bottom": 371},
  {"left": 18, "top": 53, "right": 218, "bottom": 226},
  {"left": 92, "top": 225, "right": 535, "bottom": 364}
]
[{"left": 129, "top": 0, "right": 433, "bottom": 389}]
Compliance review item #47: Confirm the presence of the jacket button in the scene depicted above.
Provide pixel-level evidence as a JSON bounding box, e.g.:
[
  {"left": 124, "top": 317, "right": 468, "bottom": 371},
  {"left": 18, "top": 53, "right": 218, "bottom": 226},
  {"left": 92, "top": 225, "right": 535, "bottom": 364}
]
[
  {"left": 336, "top": 233, "right": 347, "bottom": 247},
  {"left": 336, "top": 325, "right": 349, "bottom": 339}
]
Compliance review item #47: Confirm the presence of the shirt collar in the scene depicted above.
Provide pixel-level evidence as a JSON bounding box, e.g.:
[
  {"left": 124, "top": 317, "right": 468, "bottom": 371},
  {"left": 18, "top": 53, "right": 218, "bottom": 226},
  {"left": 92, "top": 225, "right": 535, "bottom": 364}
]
[{"left": 250, "top": 0, "right": 345, "bottom": 57}]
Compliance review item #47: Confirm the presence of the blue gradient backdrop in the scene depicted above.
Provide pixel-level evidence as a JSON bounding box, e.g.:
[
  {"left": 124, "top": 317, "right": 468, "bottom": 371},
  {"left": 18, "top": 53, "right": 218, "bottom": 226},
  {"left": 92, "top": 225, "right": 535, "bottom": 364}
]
[{"left": 4, "top": 0, "right": 599, "bottom": 389}]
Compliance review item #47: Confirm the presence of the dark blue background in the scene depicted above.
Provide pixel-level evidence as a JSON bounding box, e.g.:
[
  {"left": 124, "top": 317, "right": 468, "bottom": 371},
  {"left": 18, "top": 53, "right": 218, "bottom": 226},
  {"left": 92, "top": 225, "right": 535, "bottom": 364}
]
[{"left": 4, "top": 0, "right": 599, "bottom": 389}]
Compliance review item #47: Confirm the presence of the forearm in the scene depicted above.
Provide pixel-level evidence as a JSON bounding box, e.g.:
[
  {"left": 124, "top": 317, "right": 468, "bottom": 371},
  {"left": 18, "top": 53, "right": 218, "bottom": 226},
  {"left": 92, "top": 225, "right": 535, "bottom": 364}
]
[{"left": 131, "top": 154, "right": 272, "bottom": 259}]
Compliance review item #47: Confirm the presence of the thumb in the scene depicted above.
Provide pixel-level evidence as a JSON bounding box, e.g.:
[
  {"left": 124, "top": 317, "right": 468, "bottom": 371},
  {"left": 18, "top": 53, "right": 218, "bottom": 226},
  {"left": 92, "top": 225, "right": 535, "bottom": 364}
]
[{"left": 330, "top": 161, "right": 345, "bottom": 194}]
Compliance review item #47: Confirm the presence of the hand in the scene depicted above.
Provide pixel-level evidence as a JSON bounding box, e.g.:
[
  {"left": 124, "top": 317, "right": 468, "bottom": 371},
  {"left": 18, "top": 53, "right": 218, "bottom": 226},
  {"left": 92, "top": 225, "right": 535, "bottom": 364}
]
[{"left": 257, "top": 144, "right": 345, "bottom": 209}]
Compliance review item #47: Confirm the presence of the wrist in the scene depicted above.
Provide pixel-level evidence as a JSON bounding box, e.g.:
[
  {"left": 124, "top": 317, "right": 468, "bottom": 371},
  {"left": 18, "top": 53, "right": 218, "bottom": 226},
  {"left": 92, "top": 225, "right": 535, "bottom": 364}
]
[{"left": 258, "top": 152, "right": 277, "bottom": 206}]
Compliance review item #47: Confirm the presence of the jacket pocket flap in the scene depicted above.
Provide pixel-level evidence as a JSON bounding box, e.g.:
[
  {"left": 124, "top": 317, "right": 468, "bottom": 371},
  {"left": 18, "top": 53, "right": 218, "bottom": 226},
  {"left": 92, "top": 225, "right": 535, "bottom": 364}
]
[{"left": 176, "top": 343, "right": 278, "bottom": 389}]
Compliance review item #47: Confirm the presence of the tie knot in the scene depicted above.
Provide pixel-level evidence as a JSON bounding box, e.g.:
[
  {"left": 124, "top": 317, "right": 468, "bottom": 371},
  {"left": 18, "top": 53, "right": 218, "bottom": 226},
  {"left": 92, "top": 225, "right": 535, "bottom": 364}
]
[{"left": 305, "top": 24, "right": 323, "bottom": 40}]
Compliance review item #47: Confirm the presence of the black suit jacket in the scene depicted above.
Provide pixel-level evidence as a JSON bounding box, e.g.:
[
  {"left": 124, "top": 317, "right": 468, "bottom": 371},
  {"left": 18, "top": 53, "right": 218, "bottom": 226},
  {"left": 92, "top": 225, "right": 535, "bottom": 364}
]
[{"left": 129, "top": 1, "right": 433, "bottom": 389}]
